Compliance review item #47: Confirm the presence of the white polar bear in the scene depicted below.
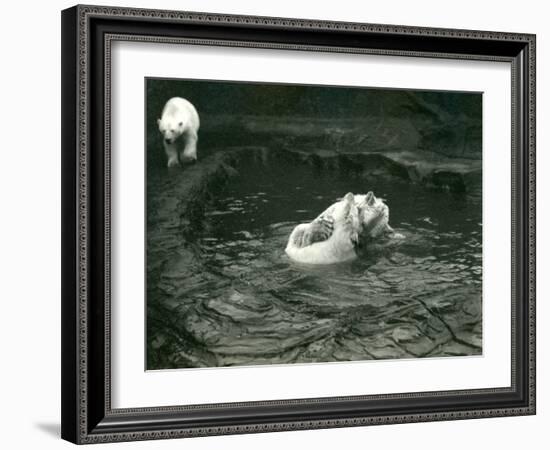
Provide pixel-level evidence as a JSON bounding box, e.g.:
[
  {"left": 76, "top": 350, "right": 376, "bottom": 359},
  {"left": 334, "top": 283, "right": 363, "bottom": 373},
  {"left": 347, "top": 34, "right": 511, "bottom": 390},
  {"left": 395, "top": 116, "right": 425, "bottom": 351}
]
[
  {"left": 157, "top": 97, "right": 200, "bottom": 167},
  {"left": 285, "top": 193, "right": 361, "bottom": 265},
  {"left": 285, "top": 192, "right": 399, "bottom": 264}
]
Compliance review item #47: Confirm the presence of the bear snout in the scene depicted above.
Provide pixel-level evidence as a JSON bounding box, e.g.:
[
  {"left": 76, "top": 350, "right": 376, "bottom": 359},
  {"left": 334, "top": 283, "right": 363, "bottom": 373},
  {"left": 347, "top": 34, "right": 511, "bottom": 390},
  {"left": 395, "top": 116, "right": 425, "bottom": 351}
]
[{"left": 164, "top": 138, "right": 173, "bottom": 144}]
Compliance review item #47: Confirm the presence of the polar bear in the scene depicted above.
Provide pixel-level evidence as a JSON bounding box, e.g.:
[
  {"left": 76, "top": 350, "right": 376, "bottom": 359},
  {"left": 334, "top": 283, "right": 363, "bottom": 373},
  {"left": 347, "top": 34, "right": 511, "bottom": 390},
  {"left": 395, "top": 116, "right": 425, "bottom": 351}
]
[
  {"left": 285, "top": 193, "right": 360, "bottom": 264},
  {"left": 285, "top": 192, "right": 398, "bottom": 264},
  {"left": 157, "top": 97, "right": 200, "bottom": 167}
]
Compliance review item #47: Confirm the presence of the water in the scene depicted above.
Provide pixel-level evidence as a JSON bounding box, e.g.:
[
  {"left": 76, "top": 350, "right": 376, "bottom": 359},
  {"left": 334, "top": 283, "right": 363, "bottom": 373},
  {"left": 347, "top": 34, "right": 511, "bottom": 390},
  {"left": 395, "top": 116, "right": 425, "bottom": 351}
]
[{"left": 147, "top": 150, "right": 482, "bottom": 369}]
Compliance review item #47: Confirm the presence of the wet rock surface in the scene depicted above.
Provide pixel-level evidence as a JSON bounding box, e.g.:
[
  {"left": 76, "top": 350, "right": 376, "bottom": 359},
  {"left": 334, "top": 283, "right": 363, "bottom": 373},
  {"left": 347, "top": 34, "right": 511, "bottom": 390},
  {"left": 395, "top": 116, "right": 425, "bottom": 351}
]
[{"left": 160, "top": 113, "right": 482, "bottom": 194}]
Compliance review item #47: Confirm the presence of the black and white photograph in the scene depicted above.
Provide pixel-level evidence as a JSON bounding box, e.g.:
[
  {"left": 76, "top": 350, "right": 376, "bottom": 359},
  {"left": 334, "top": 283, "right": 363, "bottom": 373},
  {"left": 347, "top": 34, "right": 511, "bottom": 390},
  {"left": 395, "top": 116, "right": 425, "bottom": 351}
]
[
  {"left": 0, "top": 0, "right": 542, "bottom": 448},
  {"left": 146, "top": 79, "right": 483, "bottom": 370}
]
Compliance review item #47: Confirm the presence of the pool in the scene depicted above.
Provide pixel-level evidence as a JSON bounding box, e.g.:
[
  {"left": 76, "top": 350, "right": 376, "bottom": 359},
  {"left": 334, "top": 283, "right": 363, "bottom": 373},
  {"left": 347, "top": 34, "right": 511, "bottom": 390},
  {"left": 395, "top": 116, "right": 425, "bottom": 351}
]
[{"left": 146, "top": 147, "right": 482, "bottom": 369}]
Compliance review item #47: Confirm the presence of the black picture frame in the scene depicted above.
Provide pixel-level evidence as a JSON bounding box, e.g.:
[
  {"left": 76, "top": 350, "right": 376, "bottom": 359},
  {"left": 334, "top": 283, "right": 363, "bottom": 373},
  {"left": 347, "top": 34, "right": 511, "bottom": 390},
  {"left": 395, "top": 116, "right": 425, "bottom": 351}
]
[{"left": 61, "top": 4, "right": 536, "bottom": 444}]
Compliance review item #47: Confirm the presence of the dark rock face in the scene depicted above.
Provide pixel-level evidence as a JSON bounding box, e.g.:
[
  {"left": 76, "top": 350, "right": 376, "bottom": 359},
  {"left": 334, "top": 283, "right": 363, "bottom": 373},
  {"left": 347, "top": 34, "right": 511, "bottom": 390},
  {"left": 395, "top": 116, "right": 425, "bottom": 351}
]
[
  {"left": 148, "top": 114, "right": 481, "bottom": 194},
  {"left": 147, "top": 79, "right": 481, "bottom": 167}
]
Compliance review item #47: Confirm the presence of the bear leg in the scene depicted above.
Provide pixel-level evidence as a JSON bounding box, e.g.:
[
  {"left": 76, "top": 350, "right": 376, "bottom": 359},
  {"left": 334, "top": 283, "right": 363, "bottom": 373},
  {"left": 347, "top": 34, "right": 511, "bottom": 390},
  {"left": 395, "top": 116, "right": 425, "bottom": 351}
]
[
  {"left": 164, "top": 142, "right": 179, "bottom": 167},
  {"left": 180, "top": 131, "right": 198, "bottom": 162}
]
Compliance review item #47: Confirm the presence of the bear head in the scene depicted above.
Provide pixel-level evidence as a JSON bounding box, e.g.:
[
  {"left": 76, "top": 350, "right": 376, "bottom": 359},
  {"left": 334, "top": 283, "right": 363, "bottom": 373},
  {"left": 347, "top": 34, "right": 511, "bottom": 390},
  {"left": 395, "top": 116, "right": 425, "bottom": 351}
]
[{"left": 157, "top": 117, "right": 185, "bottom": 144}]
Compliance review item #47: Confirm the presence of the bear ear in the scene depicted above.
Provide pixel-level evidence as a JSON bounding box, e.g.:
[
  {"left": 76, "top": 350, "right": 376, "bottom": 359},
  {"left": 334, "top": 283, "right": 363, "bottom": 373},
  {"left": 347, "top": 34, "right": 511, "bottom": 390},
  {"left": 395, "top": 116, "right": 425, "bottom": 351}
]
[
  {"left": 157, "top": 118, "right": 161, "bottom": 125},
  {"left": 343, "top": 192, "right": 354, "bottom": 203},
  {"left": 366, "top": 191, "right": 375, "bottom": 206}
]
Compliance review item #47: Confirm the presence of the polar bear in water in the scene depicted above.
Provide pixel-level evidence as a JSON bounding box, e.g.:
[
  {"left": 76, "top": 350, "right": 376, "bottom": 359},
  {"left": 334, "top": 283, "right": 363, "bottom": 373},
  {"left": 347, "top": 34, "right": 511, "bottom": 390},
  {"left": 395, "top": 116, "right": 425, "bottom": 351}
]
[
  {"left": 285, "top": 192, "right": 397, "bottom": 264},
  {"left": 157, "top": 97, "right": 200, "bottom": 167}
]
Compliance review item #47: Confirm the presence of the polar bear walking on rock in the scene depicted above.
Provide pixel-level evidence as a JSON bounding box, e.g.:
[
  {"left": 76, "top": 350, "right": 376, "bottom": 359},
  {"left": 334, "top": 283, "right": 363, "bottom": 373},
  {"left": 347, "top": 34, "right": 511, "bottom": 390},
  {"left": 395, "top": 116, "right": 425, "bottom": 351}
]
[{"left": 157, "top": 97, "right": 200, "bottom": 167}]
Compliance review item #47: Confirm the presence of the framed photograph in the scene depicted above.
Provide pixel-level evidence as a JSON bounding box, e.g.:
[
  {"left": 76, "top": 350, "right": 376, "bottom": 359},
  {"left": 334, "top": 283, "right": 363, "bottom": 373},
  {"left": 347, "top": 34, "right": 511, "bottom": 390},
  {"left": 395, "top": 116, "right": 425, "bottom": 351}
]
[{"left": 61, "top": 4, "right": 536, "bottom": 444}]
